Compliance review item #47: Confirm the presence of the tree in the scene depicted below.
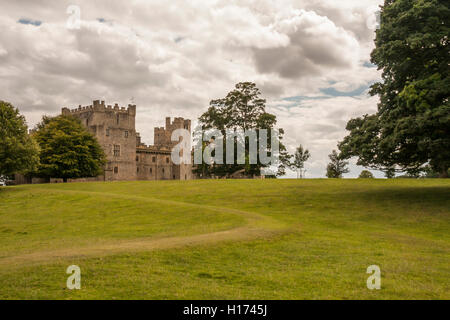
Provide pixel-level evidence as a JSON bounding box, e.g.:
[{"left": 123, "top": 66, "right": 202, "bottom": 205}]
[
  {"left": 291, "top": 145, "right": 310, "bottom": 178},
  {"left": 339, "top": 0, "right": 450, "bottom": 177},
  {"left": 32, "top": 115, "right": 106, "bottom": 181},
  {"left": 422, "top": 165, "right": 450, "bottom": 178},
  {"left": 326, "top": 150, "right": 349, "bottom": 178},
  {"left": 196, "top": 82, "right": 291, "bottom": 178},
  {"left": 0, "top": 101, "right": 39, "bottom": 177},
  {"left": 358, "top": 170, "right": 374, "bottom": 179},
  {"left": 384, "top": 167, "right": 396, "bottom": 179}
]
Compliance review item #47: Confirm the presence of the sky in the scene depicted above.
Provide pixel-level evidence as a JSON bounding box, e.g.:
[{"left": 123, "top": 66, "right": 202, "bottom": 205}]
[{"left": 0, "top": 0, "right": 385, "bottom": 178}]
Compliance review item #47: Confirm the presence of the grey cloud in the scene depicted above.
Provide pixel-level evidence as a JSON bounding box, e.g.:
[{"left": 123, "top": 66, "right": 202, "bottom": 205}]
[
  {"left": 259, "top": 82, "right": 285, "bottom": 97},
  {"left": 253, "top": 46, "right": 322, "bottom": 79},
  {"left": 0, "top": 0, "right": 382, "bottom": 177},
  {"left": 251, "top": 10, "right": 358, "bottom": 79}
]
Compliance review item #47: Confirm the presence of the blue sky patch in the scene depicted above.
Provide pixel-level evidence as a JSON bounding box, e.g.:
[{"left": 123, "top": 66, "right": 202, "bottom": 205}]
[
  {"left": 282, "top": 95, "right": 328, "bottom": 102},
  {"left": 18, "top": 18, "right": 42, "bottom": 26},
  {"left": 320, "top": 85, "right": 369, "bottom": 97},
  {"left": 174, "top": 36, "right": 185, "bottom": 43},
  {"left": 363, "top": 61, "right": 377, "bottom": 68}
]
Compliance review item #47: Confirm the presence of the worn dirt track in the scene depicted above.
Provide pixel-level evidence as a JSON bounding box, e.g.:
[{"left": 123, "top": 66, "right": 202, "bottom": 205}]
[{"left": 0, "top": 188, "right": 293, "bottom": 269}]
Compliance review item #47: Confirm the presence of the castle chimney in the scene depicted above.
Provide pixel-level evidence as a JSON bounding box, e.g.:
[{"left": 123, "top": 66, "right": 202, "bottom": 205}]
[{"left": 166, "top": 117, "right": 171, "bottom": 128}]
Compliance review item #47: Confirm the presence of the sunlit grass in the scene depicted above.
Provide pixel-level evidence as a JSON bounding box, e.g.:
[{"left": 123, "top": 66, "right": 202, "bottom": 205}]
[{"left": 0, "top": 179, "right": 448, "bottom": 299}]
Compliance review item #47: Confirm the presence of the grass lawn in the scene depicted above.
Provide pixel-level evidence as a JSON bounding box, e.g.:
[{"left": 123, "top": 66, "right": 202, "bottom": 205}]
[{"left": 0, "top": 179, "right": 448, "bottom": 299}]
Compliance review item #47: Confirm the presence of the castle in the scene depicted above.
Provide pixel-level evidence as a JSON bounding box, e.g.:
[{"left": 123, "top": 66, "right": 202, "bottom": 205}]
[
  {"left": 13, "top": 99, "right": 261, "bottom": 185},
  {"left": 60, "top": 100, "right": 193, "bottom": 182}
]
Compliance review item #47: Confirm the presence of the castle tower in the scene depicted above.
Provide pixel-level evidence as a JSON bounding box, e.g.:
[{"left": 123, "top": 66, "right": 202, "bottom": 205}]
[
  {"left": 61, "top": 100, "right": 137, "bottom": 181},
  {"left": 60, "top": 101, "right": 193, "bottom": 182},
  {"left": 136, "top": 116, "right": 193, "bottom": 181},
  {"left": 154, "top": 117, "right": 191, "bottom": 148}
]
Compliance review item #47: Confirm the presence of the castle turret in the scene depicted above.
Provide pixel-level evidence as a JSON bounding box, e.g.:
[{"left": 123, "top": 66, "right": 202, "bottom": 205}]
[
  {"left": 128, "top": 104, "right": 136, "bottom": 116},
  {"left": 61, "top": 100, "right": 137, "bottom": 181}
]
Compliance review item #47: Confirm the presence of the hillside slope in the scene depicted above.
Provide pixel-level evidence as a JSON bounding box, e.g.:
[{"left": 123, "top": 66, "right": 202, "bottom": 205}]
[{"left": 0, "top": 179, "right": 448, "bottom": 299}]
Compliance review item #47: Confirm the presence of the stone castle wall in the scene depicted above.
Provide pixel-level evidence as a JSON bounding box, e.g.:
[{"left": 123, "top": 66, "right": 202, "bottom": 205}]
[
  {"left": 62, "top": 100, "right": 137, "bottom": 181},
  {"left": 154, "top": 117, "right": 191, "bottom": 147},
  {"left": 62, "top": 100, "right": 192, "bottom": 181}
]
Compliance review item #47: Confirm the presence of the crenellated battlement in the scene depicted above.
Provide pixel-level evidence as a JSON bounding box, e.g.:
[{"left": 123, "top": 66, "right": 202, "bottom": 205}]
[
  {"left": 56, "top": 99, "right": 192, "bottom": 181},
  {"left": 154, "top": 116, "right": 191, "bottom": 147},
  {"left": 62, "top": 100, "right": 136, "bottom": 116}
]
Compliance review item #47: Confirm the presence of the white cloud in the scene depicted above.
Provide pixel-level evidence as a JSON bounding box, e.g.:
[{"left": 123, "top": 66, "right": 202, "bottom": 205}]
[{"left": 0, "top": 0, "right": 384, "bottom": 177}]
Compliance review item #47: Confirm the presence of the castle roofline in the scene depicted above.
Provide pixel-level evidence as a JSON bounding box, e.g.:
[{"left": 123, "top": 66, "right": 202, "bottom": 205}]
[
  {"left": 62, "top": 100, "right": 136, "bottom": 115},
  {"left": 136, "top": 144, "right": 172, "bottom": 154}
]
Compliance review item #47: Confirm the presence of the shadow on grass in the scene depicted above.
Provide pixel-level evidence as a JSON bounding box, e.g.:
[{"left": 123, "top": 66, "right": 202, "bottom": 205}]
[{"left": 351, "top": 186, "right": 450, "bottom": 208}]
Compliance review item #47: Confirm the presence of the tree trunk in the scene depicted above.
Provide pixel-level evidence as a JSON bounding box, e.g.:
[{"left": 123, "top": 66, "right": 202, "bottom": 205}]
[{"left": 439, "top": 167, "right": 449, "bottom": 178}]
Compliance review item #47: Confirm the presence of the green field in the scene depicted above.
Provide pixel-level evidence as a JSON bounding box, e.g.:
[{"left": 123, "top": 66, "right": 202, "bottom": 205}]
[{"left": 0, "top": 179, "right": 449, "bottom": 299}]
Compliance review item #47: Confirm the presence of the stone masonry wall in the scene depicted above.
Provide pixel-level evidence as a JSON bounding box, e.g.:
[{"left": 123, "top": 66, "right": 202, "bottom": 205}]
[
  {"left": 61, "top": 101, "right": 192, "bottom": 181},
  {"left": 62, "top": 100, "right": 137, "bottom": 181}
]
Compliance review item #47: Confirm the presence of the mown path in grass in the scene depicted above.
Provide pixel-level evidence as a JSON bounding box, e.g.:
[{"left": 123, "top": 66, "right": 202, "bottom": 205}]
[
  {"left": 0, "top": 188, "right": 291, "bottom": 269},
  {"left": 0, "top": 179, "right": 448, "bottom": 299}
]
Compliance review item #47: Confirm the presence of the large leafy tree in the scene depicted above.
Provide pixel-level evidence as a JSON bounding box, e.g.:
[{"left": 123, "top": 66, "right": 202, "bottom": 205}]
[
  {"left": 339, "top": 0, "right": 450, "bottom": 177},
  {"left": 0, "top": 101, "right": 40, "bottom": 177},
  {"left": 196, "top": 82, "right": 290, "bottom": 178},
  {"left": 32, "top": 115, "right": 106, "bottom": 181}
]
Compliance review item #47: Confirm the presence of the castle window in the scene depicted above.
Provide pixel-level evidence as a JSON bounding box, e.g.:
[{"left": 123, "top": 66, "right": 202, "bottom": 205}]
[
  {"left": 114, "top": 166, "right": 119, "bottom": 174},
  {"left": 152, "top": 156, "right": 156, "bottom": 163},
  {"left": 124, "top": 131, "right": 129, "bottom": 138},
  {"left": 116, "top": 114, "right": 120, "bottom": 125},
  {"left": 137, "top": 167, "right": 139, "bottom": 173},
  {"left": 136, "top": 156, "right": 139, "bottom": 162},
  {"left": 113, "top": 145, "right": 120, "bottom": 157},
  {"left": 166, "top": 157, "right": 169, "bottom": 163},
  {"left": 106, "top": 128, "right": 110, "bottom": 136},
  {"left": 162, "top": 168, "right": 165, "bottom": 174},
  {"left": 150, "top": 168, "right": 152, "bottom": 174}
]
